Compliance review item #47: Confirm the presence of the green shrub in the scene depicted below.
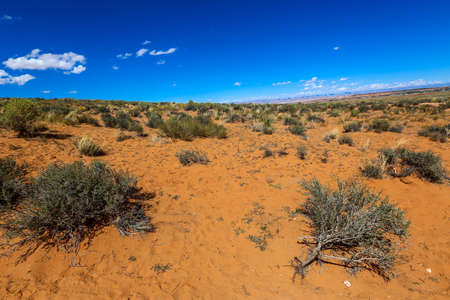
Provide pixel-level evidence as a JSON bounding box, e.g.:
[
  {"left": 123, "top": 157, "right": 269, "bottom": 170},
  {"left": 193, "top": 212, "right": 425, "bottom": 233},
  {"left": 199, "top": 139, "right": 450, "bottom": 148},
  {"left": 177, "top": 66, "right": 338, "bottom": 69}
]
[
  {"left": 379, "top": 147, "right": 447, "bottom": 183},
  {"left": 292, "top": 179, "right": 409, "bottom": 280},
  {"left": 76, "top": 136, "right": 105, "bottom": 156},
  {"left": 343, "top": 121, "right": 362, "bottom": 132},
  {"left": 0, "top": 157, "right": 26, "bottom": 209},
  {"left": 370, "top": 119, "right": 390, "bottom": 132},
  {"left": 262, "top": 117, "right": 274, "bottom": 135},
  {"left": 418, "top": 124, "right": 449, "bottom": 143},
  {"left": 177, "top": 150, "right": 209, "bottom": 166},
  {"left": 360, "top": 154, "right": 386, "bottom": 179},
  {"left": 160, "top": 115, "right": 226, "bottom": 141},
  {"left": 1, "top": 161, "right": 153, "bottom": 257},
  {"left": 101, "top": 112, "right": 117, "bottom": 127},
  {"left": 146, "top": 112, "right": 163, "bottom": 129},
  {"left": 338, "top": 134, "right": 353, "bottom": 146},
  {"left": 289, "top": 124, "right": 306, "bottom": 136},
  {"left": 297, "top": 145, "right": 307, "bottom": 159},
  {"left": 0, "top": 99, "right": 39, "bottom": 137}
]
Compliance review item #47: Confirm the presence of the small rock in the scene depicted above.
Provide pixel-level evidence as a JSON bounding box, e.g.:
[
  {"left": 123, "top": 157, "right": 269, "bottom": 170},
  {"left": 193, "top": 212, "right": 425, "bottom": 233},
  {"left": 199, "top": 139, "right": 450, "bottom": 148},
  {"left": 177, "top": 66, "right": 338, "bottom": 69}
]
[
  {"left": 426, "top": 268, "right": 432, "bottom": 273},
  {"left": 343, "top": 280, "right": 351, "bottom": 288}
]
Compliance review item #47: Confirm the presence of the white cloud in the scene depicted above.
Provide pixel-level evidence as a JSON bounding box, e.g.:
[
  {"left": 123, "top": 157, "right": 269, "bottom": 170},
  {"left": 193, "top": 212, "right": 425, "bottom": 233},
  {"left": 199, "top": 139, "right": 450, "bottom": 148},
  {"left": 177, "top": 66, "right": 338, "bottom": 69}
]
[
  {"left": 1, "top": 15, "right": 13, "bottom": 21},
  {"left": 112, "top": 65, "right": 119, "bottom": 70},
  {"left": 0, "top": 69, "right": 35, "bottom": 86},
  {"left": 156, "top": 59, "right": 166, "bottom": 65},
  {"left": 142, "top": 40, "right": 151, "bottom": 45},
  {"left": 117, "top": 53, "right": 132, "bottom": 59},
  {"left": 333, "top": 46, "right": 340, "bottom": 51},
  {"left": 234, "top": 82, "right": 241, "bottom": 86},
  {"left": 340, "top": 77, "right": 348, "bottom": 81},
  {"left": 68, "top": 90, "right": 77, "bottom": 94},
  {"left": 65, "top": 65, "right": 86, "bottom": 74},
  {"left": 172, "top": 83, "right": 177, "bottom": 87},
  {"left": 41, "top": 90, "right": 51, "bottom": 94},
  {"left": 136, "top": 48, "right": 148, "bottom": 57},
  {"left": 303, "top": 77, "right": 325, "bottom": 90},
  {"left": 3, "top": 49, "right": 86, "bottom": 75},
  {"left": 272, "top": 81, "right": 291, "bottom": 86},
  {"left": 149, "top": 48, "right": 177, "bottom": 56}
]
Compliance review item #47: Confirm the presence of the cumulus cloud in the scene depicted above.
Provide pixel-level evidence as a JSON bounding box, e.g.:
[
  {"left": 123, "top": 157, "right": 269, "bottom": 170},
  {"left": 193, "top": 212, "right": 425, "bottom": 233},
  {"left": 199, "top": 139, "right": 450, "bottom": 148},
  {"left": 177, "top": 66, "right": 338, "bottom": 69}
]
[
  {"left": 272, "top": 81, "right": 291, "bottom": 86},
  {"left": 0, "top": 69, "right": 35, "bottom": 86},
  {"left": 117, "top": 53, "right": 132, "bottom": 59},
  {"left": 333, "top": 46, "right": 340, "bottom": 51},
  {"left": 112, "top": 65, "right": 119, "bottom": 70},
  {"left": 41, "top": 90, "right": 51, "bottom": 94},
  {"left": 149, "top": 48, "right": 176, "bottom": 56},
  {"left": 303, "top": 77, "right": 325, "bottom": 90},
  {"left": 142, "top": 40, "right": 151, "bottom": 45},
  {"left": 234, "top": 82, "right": 241, "bottom": 86},
  {"left": 136, "top": 48, "right": 148, "bottom": 57},
  {"left": 156, "top": 59, "right": 166, "bottom": 65},
  {"left": 3, "top": 49, "right": 86, "bottom": 75},
  {"left": 68, "top": 90, "right": 77, "bottom": 94}
]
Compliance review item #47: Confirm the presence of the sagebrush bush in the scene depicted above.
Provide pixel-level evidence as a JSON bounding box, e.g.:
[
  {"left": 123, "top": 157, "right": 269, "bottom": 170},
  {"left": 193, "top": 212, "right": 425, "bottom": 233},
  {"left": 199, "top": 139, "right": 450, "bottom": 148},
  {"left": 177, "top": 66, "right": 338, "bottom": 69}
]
[
  {"left": 370, "top": 119, "right": 390, "bottom": 132},
  {"left": 0, "top": 99, "right": 39, "bottom": 137},
  {"left": 160, "top": 115, "right": 226, "bottom": 141},
  {"left": 76, "top": 136, "right": 105, "bottom": 156},
  {"left": 177, "top": 150, "right": 209, "bottom": 166},
  {"left": 145, "top": 112, "right": 163, "bottom": 128},
  {"left": 379, "top": 147, "right": 447, "bottom": 183},
  {"left": 297, "top": 145, "right": 307, "bottom": 159},
  {"left": 0, "top": 157, "right": 26, "bottom": 209},
  {"left": 343, "top": 121, "right": 362, "bottom": 132},
  {"left": 338, "top": 134, "right": 353, "bottom": 146},
  {"left": 292, "top": 179, "right": 409, "bottom": 280},
  {"left": 360, "top": 154, "right": 386, "bottom": 179},
  {"left": 418, "top": 124, "right": 449, "bottom": 143},
  {"left": 289, "top": 123, "right": 306, "bottom": 136},
  {"left": 0, "top": 161, "right": 153, "bottom": 258}
]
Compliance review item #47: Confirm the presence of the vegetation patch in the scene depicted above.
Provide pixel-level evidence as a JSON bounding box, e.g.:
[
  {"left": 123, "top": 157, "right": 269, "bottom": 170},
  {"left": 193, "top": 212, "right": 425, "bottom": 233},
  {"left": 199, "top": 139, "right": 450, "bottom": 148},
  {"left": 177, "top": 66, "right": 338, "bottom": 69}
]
[
  {"left": 0, "top": 157, "right": 26, "bottom": 210},
  {"left": 0, "top": 99, "right": 40, "bottom": 137},
  {"left": 418, "top": 124, "right": 449, "bottom": 143},
  {"left": 0, "top": 161, "right": 153, "bottom": 260},
  {"left": 160, "top": 115, "right": 226, "bottom": 141},
  {"left": 292, "top": 179, "right": 409, "bottom": 280},
  {"left": 177, "top": 150, "right": 209, "bottom": 166},
  {"left": 76, "top": 136, "right": 105, "bottom": 156}
]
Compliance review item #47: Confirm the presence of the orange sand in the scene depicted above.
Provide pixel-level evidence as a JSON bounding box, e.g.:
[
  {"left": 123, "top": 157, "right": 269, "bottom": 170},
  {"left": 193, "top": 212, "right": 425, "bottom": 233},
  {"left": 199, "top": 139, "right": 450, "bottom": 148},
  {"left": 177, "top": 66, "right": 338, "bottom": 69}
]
[{"left": 0, "top": 118, "right": 448, "bottom": 299}]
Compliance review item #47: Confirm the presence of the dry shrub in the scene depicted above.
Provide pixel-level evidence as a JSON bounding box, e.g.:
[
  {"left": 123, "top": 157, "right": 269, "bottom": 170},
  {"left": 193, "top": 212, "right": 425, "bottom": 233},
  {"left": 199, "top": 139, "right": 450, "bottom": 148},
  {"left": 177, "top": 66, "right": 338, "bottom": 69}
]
[{"left": 76, "top": 136, "right": 105, "bottom": 156}]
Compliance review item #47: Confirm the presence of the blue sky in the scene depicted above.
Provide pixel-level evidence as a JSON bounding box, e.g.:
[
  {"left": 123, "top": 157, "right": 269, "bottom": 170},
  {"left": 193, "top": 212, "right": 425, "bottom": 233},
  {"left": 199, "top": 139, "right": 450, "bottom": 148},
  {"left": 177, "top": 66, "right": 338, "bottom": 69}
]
[{"left": 1, "top": 0, "right": 450, "bottom": 102}]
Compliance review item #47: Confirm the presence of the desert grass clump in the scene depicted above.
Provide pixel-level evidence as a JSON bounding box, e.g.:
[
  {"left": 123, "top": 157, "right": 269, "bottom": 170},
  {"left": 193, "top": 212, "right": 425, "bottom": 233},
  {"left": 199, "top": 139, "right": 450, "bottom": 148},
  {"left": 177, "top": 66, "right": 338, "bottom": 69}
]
[
  {"left": 379, "top": 147, "right": 447, "bottom": 183},
  {"left": 160, "top": 115, "right": 227, "bottom": 141},
  {"left": 292, "top": 179, "right": 409, "bottom": 280},
  {"left": 0, "top": 157, "right": 26, "bottom": 209},
  {"left": 370, "top": 119, "right": 390, "bottom": 133},
  {"left": 176, "top": 150, "right": 209, "bottom": 166},
  {"left": 418, "top": 124, "right": 449, "bottom": 143},
  {"left": 360, "top": 154, "right": 386, "bottom": 179},
  {"left": 343, "top": 121, "right": 362, "bottom": 132},
  {"left": 76, "top": 136, "right": 105, "bottom": 156},
  {"left": 297, "top": 145, "right": 307, "bottom": 160},
  {"left": 0, "top": 161, "right": 153, "bottom": 259},
  {"left": 338, "top": 134, "right": 353, "bottom": 146},
  {"left": 115, "top": 130, "right": 131, "bottom": 142},
  {"left": 145, "top": 112, "right": 163, "bottom": 129},
  {"left": 0, "top": 99, "right": 39, "bottom": 137},
  {"left": 262, "top": 117, "right": 274, "bottom": 135},
  {"left": 289, "top": 123, "right": 306, "bottom": 137}
]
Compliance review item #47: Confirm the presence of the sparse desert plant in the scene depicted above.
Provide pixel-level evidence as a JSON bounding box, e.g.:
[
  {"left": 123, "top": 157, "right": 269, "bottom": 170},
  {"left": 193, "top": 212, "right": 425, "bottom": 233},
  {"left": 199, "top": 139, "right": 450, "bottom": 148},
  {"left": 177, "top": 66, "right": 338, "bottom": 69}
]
[
  {"left": 343, "top": 121, "right": 362, "bottom": 132},
  {"left": 0, "top": 98, "right": 39, "bottom": 137},
  {"left": 360, "top": 154, "right": 386, "bottom": 179},
  {"left": 292, "top": 179, "right": 409, "bottom": 280},
  {"left": 370, "top": 119, "right": 390, "bottom": 133},
  {"left": 261, "top": 147, "right": 273, "bottom": 158},
  {"left": 0, "top": 157, "right": 26, "bottom": 209},
  {"left": 101, "top": 112, "right": 117, "bottom": 128},
  {"left": 297, "top": 145, "right": 307, "bottom": 159},
  {"left": 323, "top": 129, "right": 338, "bottom": 143},
  {"left": 289, "top": 123, "right": 306, "bottom": 136},
  {"left": 145, "top": 112, "right": 163, "bottom": 129},
  {"left": 115, "top": 130, "right": 130, "bottom": 142},
  {"left": 177, "top": 150, "right": 209, "bottom": 166},
  {"left": 160, "top": 115, "right": 226, "bottom": 141},
  {"left": 379, "top": 147, "right": 447, "bottom": 183},
  {"left": 76, "top": 136, "right": 105, "bottom": 156},
  {"left": 262, "top": 116, "right": 274, "bottom": 135},
  {"left": 338, "top": 134, "right": 353, "bottom": 146},
  {"left": 388, "top": 124, "right": 403, "bottom": 133},
  {"left": 251, "top": 122, "right": 264, "bottom": 132},
  {"left": 418, "top": 124, "right": 449, "bottom": 142},
  {"left": 0, "top": 161, "right": 153, "bottom": 259}
]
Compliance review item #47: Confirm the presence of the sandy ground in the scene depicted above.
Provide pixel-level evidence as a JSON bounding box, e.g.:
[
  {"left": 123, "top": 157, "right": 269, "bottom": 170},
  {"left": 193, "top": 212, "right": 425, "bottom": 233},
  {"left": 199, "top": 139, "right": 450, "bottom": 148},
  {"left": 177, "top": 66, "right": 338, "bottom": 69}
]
[{"left": 0, "top": 118, "right": 449, "bottom": 299}]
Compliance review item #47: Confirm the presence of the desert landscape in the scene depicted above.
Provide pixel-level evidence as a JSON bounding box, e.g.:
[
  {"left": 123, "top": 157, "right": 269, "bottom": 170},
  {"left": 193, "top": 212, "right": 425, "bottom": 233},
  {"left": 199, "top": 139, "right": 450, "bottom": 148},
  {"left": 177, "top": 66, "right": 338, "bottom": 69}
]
[{"left": 0, "top": 88, "right": 448, "bottom": 299}]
